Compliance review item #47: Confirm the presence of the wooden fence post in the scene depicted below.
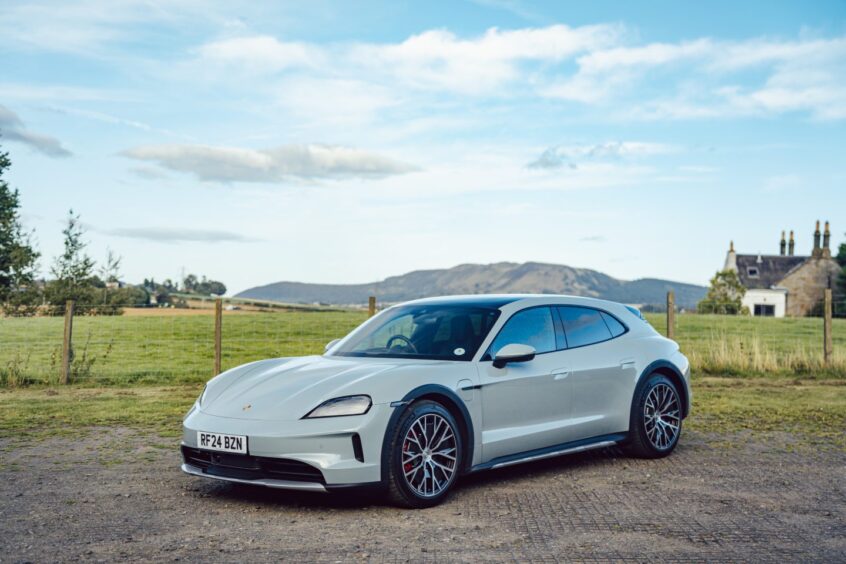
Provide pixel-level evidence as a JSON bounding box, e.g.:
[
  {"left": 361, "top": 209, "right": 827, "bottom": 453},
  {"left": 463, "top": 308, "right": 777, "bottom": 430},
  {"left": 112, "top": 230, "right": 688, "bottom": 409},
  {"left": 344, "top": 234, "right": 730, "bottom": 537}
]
[
  {"left": 368, "top": 296, "right": 376, "bottom": 318},
  {"left": 824, "top": 288, "right": 833, "bottom": 365},
  {"left": 214, "top": 298, "right": 223, "bottom": 376},
  {"left": 61, "top": 300, "right": 75, "bottom": 385},
  {"left": 666, "top": 290, "right": 675, "bottom": 340}
]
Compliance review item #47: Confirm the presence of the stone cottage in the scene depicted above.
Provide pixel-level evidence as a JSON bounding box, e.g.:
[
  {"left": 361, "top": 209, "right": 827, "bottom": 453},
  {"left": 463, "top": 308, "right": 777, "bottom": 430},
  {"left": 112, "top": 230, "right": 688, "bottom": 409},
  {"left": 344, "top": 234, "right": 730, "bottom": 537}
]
[{"left": 724, "top": 221, "right": 840, "bottom": 317}]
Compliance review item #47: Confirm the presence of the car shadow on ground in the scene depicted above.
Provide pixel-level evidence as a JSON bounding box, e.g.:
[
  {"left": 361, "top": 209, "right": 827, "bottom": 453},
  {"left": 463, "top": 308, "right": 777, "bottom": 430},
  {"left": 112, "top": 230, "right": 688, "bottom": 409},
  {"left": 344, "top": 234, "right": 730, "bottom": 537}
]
[{"left": 187, "top": 442, "right": 692, "bottom": 510}]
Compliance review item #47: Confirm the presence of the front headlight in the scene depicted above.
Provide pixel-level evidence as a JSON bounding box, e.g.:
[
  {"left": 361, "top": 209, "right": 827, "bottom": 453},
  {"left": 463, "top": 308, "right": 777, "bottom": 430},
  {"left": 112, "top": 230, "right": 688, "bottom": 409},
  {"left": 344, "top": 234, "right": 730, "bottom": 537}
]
[{"left": 303, "top": 395, "right": 372, "bottom": 418}]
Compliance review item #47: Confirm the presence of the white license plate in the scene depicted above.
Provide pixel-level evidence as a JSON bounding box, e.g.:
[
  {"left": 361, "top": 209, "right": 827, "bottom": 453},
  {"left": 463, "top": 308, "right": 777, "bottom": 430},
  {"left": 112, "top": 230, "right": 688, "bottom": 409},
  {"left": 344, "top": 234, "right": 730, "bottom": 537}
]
[{"left": 197, "top": 431, "right": 248, "bottom": 454}]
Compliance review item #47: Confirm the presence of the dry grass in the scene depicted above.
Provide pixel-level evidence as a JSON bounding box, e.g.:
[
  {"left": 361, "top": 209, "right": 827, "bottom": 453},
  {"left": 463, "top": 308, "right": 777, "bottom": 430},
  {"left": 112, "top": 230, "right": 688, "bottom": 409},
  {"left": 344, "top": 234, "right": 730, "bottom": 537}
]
[{"left": 686, "top": 333, "right": 846, "bottom": 377}]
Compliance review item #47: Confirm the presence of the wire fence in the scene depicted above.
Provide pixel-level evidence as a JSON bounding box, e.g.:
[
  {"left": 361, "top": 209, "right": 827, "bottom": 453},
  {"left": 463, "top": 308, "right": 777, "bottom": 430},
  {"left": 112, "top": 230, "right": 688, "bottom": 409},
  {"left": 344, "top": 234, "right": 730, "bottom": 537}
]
[{"left": 0, "top": 296, "right": 844, "bottom": 387}]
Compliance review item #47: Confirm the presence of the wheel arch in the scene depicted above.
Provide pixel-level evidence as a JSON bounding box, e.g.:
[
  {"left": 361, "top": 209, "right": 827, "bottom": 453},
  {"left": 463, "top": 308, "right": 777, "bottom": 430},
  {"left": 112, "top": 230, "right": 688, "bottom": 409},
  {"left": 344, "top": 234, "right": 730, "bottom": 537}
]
[
  {"left": 381, "top": 384, "right": 475, "bottom": 477},
  {"left": 632, "top": 360, "right": 689, "bottom": 420}
]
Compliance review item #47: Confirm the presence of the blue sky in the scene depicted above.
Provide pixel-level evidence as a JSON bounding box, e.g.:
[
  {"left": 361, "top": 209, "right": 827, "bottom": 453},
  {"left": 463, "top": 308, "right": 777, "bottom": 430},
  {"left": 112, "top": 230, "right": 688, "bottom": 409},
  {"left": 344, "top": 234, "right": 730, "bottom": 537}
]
[{"left": 1, "top": 0, "right": 844, "bottom": 294}]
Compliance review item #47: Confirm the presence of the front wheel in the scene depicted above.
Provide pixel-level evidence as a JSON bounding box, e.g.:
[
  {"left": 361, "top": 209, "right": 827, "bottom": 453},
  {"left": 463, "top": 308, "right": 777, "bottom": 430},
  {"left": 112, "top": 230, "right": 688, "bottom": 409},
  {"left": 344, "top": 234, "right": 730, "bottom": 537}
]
[
  {"left": 625, "top": 374, "right": 682, "bottom": 458},
  {"left": 385, "top": 400, "right": 462, "bottom": 508}
]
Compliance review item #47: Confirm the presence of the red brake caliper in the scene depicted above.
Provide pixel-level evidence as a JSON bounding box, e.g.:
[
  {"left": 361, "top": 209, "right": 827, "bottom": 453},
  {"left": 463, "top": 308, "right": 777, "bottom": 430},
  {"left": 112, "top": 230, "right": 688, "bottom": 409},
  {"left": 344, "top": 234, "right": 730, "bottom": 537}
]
[{"left": 403, "top": 429, "right": 415, "bottom": 473}]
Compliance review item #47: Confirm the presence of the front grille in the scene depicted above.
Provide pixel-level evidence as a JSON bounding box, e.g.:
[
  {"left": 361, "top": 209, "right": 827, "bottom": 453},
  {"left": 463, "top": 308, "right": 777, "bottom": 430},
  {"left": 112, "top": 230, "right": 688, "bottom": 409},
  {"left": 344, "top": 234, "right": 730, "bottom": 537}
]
[{"left": 182, "top": 446, "right": 325, "bottom": 483}]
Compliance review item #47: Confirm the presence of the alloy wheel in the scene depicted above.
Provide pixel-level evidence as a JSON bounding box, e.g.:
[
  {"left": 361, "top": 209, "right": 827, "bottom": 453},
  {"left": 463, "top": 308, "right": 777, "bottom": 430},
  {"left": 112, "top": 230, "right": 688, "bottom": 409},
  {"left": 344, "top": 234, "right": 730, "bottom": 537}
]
[
  {"left": 644, "top": 383, "right": 680, "bottom": 450},
  {"left": 401, "top": 413, "right": 458, "bottom": 497}
]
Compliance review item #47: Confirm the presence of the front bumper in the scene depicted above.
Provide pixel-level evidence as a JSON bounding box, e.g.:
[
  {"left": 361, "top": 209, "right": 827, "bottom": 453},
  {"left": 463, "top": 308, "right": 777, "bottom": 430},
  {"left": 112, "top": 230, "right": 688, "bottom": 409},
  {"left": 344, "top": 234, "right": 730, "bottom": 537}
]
[
  {"left": 181, "top": 402, "right": 393, "bottom": 488},
  {"left": 182, "top": 462, "right": 328, "bottom": 492}
]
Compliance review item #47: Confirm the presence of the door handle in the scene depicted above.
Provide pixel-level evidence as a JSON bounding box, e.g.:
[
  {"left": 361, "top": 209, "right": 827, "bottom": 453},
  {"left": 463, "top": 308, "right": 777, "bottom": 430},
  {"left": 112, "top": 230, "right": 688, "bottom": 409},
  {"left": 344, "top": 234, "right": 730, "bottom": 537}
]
[{"left": 552, "top": 369, "right": 571, "bottom": 380}]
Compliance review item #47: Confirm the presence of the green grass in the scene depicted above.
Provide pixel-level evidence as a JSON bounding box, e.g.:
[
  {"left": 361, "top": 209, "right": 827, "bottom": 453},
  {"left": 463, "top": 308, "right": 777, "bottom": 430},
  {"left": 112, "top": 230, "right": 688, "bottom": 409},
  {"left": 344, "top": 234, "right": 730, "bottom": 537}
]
[
  {"left": 0, "top": 310, "right": 367, "bottom": 386},
  {"left": 0, "top": 385, "right": 199, "bottom": 439},
  {"left": 644, "top": 313, "right": 846, "bottom": 378},
  {"left": 0, "top": 309, "right": 844, "bottom": 386},
  {"left": 1, "top": 379, "right": 843, "bottom": 447},
  {"left": 687, "top": 378, "right": 846, "bottom": 444}
]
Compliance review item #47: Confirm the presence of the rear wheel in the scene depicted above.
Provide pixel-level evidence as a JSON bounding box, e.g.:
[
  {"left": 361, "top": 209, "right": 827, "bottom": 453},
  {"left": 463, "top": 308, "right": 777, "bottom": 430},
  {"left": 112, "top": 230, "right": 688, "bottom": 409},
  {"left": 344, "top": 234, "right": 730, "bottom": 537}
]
[
  {"left": 625, "top": 374, "right": 682, "bottom": 458},
  {"left": 385, "top": 400, "right": 462, "bottom": 508}
]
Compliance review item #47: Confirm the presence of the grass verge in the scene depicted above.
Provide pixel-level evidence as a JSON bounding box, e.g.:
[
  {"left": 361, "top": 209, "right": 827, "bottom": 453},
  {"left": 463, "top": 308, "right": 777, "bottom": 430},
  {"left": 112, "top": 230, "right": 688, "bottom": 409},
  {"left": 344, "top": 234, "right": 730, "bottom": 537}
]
[{"left": 1, "top": 378, "right": 844, "bottom": 448}]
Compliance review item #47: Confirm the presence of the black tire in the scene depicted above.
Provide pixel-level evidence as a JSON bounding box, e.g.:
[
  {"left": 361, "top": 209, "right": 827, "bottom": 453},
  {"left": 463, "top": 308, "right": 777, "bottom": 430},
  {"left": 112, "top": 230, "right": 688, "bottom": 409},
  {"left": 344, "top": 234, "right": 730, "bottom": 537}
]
[
  {"left": 625, "top": 373, "right": 682, "bottom": 459},
  {"left": 384, "top": 400, "right": 463, "bottom": 509}
]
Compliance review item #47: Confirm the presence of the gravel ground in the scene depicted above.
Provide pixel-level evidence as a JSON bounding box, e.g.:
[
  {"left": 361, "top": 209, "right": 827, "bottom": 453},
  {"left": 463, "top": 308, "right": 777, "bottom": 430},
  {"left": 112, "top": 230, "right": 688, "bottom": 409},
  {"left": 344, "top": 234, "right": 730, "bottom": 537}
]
[{"left": 1, "top": 428, "right": 844, "bottom": 563}]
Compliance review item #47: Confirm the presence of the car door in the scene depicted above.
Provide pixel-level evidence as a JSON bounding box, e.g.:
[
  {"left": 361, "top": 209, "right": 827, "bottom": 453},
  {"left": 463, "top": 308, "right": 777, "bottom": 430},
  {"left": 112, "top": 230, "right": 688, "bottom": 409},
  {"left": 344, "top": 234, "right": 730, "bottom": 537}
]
[
  {"left": 557, "top": 306, "right": 635, "bottom": 440},
  {"left": 478, "top": 306, "right": 574, "bottom": 462}
]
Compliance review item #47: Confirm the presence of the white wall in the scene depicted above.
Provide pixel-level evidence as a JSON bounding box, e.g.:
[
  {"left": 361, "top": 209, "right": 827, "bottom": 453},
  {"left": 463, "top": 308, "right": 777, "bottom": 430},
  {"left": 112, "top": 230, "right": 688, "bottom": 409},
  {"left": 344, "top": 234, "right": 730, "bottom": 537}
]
[{"left": 742, "top": 289, "right": 787, "bottom": 317}]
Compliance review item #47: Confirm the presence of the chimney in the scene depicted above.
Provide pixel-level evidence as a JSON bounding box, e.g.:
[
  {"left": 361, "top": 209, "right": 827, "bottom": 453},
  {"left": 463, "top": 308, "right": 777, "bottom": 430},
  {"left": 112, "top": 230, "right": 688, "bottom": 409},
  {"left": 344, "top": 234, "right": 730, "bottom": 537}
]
[
  {"left": 813, "top": 220, "right": 822, "bottom": 258},
  {"left": 779, "top": 230, "right": 786, "bottom": 256},
  {"left": 788, "top": 230, "right": 795, "bottom": 256},
  {"left": 823, "top": 221, "right": 832, "bottom": 258},
  {"left": 724, "top": 240, "right": 737, "bottom": 271}
]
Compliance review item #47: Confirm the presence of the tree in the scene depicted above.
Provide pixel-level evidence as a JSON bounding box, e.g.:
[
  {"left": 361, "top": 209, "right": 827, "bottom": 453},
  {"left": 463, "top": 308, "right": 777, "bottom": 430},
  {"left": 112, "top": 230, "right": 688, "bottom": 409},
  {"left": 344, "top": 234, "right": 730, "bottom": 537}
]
[
  {"left": 44, "top": 209, "right": 98, "bottom": 313},
  {"left": 182, "top": 273, "right": 226, "bottom": 296},
  {"left": 0, "top": 146, "right": 41, "bottom": 315},
  {"left": 98, "top": 248, "right": 122, "bottom": 284},
  {"left": 697, "top": 269, "right": 749, "bottom": 315},
  {"left": 182, "top": 274, "right": 198, "bottom": 292}
]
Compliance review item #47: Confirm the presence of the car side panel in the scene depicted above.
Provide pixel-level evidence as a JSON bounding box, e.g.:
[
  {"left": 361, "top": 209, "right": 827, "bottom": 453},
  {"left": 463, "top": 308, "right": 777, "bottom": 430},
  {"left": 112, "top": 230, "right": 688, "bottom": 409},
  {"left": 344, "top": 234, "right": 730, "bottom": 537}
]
[
  {"left": 478, "top": 349, "right": 574, "bottom": 462},
  {"left": 564, "top": 336, "right": 638, "bottom": 439}
]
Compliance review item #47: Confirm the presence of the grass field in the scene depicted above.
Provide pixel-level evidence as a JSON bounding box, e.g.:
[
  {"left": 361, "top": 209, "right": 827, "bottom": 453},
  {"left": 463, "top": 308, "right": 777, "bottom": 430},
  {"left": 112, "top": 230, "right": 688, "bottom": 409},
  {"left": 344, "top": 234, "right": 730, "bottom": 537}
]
[
  {"left": 0, "top": 309, "right": 368, "bottom": 386},
  {"left": 0, "top": 309, "right": 844, "bottom": 386},
  {"left": 1, "top": 309, "right": 844, "bottom": 448},
  {"left": 644, "top": 312, "right": 845, "bottom": 377}
]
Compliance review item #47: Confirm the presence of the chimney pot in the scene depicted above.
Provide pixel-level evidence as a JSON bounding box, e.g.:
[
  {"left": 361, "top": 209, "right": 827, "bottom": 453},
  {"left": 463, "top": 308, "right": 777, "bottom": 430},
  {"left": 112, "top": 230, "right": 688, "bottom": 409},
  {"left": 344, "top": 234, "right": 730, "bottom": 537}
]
[
  {"left": 779, "top": 230, "right": 786, "bottom": 256},
  {"left": 813, "top": 220, "right": 822, "bottom": 257},
  {"left": 823, "top": 220, "right": 832, "bottom": 257},
  {"left": 788, "top": 230, "right": 795, "bottom": 256}
]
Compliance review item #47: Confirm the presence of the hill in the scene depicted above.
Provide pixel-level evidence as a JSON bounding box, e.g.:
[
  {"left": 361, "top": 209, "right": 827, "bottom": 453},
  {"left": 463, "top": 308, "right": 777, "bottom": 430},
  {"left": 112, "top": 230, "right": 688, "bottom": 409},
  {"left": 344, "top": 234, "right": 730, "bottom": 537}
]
[{"left": 236, "top": 262, "right": 706, "bottom": 309}]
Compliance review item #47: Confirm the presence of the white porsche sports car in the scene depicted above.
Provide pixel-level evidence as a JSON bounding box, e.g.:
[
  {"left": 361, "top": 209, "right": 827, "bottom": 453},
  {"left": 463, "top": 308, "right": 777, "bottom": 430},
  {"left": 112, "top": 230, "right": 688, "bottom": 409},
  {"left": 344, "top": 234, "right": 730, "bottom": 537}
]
[{"left": 182, "top": 295, "right": 691, "bottom": 508}]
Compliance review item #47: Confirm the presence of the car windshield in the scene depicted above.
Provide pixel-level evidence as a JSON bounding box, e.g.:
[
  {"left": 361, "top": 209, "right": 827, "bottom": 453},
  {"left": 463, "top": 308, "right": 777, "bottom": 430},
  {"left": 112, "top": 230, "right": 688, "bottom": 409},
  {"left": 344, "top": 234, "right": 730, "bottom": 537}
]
[{"left": 332, "top": 304, "right": 501, "bottom": 361}]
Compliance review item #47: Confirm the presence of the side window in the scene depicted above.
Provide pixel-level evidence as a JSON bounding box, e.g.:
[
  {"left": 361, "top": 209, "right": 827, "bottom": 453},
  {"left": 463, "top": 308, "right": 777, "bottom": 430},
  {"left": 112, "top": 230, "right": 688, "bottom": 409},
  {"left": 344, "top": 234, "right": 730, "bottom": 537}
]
[
  {"left": 489, "top": 307, "right": 556, "bottom": 356},
  {"left": 601, "top": 311, "right": 626, "bottom": 337},
  {"left": 558, "top": 306, "right": 612, "bottom": 348}
]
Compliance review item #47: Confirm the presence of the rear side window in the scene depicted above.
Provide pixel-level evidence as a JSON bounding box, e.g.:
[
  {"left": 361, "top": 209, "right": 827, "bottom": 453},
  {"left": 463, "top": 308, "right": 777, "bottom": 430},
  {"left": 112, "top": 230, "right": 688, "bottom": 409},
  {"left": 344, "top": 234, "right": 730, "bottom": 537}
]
[
  {"left": 601, "top": 312, "right": 626, "bottom": 337},
  {"left": 489, "top": 307, "right": 556, "bottom": 356},
  {"left": 558, "top": 306, "right": 614, "bottom": 348}
]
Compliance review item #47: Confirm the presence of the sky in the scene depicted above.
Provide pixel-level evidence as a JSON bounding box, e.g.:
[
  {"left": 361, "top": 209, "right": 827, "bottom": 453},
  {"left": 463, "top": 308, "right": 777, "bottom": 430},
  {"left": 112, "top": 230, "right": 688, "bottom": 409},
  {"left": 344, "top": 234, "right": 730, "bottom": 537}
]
[{"left": 1, "top": 0, "right": 845, "bottom": 294}]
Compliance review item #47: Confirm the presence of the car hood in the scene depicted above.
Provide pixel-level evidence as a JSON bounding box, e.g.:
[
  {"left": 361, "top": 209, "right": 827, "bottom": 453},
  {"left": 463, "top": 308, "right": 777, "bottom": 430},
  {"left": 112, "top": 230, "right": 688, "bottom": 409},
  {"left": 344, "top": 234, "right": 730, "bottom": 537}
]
[{"left": 200, "top": 355, "right": 406, "bottom": 421}]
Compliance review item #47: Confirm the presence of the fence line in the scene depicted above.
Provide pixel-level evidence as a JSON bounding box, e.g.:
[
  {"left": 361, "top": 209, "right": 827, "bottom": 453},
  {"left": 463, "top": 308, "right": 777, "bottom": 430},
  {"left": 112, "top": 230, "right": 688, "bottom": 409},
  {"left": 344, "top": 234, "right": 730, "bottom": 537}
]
[{"left": 1, "top": 294, "right": 844, "bottom": 387}]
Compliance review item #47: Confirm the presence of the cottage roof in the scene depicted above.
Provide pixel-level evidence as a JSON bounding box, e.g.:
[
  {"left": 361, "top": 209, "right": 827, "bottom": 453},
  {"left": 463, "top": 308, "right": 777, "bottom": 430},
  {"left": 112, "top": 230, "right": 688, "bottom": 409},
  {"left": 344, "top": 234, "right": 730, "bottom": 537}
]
[{"left": 735, "top": 254, "right": 807, "bottom": 289}]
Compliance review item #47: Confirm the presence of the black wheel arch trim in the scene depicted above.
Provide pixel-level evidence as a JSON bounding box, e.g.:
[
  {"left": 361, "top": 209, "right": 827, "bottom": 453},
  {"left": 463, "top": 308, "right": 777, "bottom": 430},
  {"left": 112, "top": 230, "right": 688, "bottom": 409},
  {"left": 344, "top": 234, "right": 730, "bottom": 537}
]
[
  {"left": 633, "top": 359, "right": 689, "bottom": 419},
  {"left": 381, "top": 384, "right": 475, "bottom": 478}
]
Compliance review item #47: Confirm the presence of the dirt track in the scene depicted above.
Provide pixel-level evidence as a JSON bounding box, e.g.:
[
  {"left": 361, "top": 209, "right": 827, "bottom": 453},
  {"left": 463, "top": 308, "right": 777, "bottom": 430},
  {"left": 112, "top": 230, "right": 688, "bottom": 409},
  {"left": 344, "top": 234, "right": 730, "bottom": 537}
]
[{"left": 1, "top": 428, "right": 844, "bottom": 562}]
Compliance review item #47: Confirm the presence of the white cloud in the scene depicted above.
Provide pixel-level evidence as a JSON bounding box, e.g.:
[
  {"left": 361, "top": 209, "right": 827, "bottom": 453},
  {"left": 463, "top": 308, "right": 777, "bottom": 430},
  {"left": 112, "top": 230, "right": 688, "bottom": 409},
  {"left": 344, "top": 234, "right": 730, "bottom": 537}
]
[
  {"left": 0, "top": 104, "right": 71, "bottom": 157},
  {"left": 121, "top": 143, "right": 419, "bottom": 183},
  {"left": 527, "top": 141, "right": 675, "bottom": 169},
  {"left": 197, "top": 35, "right": 320, "bottom": 73},
  {"left": 543, "top": 35, "right": 846, "bottom": 121},
  {"left": 100, "top": 226, "right": 256, "bottom": 243},
  {"left": 348, "top": 24, "right": 621, "bottom": 95}
]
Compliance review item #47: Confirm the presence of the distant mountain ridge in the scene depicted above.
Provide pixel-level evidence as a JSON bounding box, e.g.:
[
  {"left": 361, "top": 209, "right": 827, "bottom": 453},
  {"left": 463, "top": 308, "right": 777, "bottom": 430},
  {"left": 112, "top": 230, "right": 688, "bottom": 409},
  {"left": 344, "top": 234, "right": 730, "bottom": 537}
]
[{"left": 236, "top": 262, "right": 706, "bottom": 309}]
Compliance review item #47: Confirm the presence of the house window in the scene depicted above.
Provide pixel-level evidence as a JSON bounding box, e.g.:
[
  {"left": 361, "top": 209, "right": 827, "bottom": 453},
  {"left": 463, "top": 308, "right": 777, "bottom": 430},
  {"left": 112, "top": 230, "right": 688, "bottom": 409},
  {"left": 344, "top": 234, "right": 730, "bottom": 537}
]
[
  {"left": 753, "top": 304, "right": 775, "bottom": 316},
  {"left": 747, "top": 267, "right": 759, "bottom": 278}
]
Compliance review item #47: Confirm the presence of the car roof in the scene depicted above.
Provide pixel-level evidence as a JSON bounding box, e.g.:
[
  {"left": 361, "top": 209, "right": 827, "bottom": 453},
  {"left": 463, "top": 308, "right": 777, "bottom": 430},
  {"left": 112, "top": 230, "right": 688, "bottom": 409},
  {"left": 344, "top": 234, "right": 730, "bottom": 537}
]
[
  {"left": 398, "top": 295, "right": 524, "bottom": 308},
  {"left": 400, "top": 294, "right": 627, "bottom": 310}
]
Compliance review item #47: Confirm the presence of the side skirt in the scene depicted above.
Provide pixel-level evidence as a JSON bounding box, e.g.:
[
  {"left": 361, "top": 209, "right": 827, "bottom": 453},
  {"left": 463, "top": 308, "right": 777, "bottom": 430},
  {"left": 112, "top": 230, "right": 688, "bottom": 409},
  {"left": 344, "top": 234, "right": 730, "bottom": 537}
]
[{"left": 470, "top": 432, "right": 627, "bottom": 472}]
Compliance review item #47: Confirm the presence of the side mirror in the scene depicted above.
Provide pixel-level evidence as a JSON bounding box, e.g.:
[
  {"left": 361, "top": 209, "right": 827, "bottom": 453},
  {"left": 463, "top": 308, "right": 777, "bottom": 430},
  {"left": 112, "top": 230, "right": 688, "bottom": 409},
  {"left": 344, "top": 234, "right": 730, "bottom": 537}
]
[
  {"left": 493, "top": 343, "right": 536, "bottom": 369},
  {"left": 324, "top": 338, "right": 341, "bottom": 353}
]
